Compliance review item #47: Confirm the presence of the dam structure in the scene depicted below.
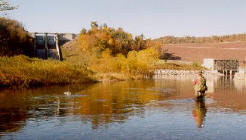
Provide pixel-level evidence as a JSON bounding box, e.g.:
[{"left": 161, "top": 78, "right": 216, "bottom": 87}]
[{"left": 29, "top": 32, "right": 78, "bottom": 60}]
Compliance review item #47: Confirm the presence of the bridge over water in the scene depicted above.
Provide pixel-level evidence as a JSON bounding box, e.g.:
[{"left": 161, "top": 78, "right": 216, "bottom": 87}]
[
  {"left": 29, "top": 32, "right": 78, "bottom": 60},
  {"left": 203, "top": 59, "right": 239, "bottom": 77}
]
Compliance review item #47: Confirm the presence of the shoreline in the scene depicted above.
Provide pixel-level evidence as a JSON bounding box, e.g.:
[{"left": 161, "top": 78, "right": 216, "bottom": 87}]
[
  {"left": 154, "top": 69, "right": 223, "bottom": 79},
  {"left": 0, "top": 69, "right": 224, "bottom": 89}
]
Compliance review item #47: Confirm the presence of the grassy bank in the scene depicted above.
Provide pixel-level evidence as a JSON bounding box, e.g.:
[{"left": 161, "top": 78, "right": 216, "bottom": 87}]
[
  {"left": 0, "top": 54, "right": 204, "bottom": 88},
  {"left": 0, "top": 55, "right": 95, "bottom": 88},
  {"left": 155, "top": 60, "right": 204, "bottom": 70}
]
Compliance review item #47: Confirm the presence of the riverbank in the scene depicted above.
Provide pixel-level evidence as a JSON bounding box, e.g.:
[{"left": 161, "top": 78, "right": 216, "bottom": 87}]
[
  {"left": 0, "top": 52, "right": 209, "bottom": 88},
  {"left": 0, "top": 55, "right": 207, "bottom": 88},
  {"left": 0, "top": 20, "right": 207, "bottom": 88},
  {"left": 153, "top": 69, "right": 223, "bottom": 79},
  {"left": 0, "top": 55, "right": 96, "bottom": 88}
]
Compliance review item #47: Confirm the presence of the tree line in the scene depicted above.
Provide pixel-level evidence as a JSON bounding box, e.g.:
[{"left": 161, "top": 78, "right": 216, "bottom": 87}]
[{"left": 155, "top": 34, "right": 246, "bottom": 44}]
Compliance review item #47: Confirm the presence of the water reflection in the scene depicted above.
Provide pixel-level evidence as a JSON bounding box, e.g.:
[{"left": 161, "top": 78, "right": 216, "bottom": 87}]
[
  {"left": 0, "top": 92, "right": 27, "bottom": 133},
  {"left": 75, "top": 81, "right": 166, "bottom": 129},
  {"left": 2, "top": 78, "right": 246, "bottom": 139},
  {"left": 0, "top": 81, "right": 172, "bottom": 132},
  {"left": 192, "top": 97, "right": 207, "bottom": 128}
]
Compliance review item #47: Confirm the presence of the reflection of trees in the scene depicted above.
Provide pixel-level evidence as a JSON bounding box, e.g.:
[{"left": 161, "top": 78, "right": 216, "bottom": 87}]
[
  {"left": 192, "top": 98, "right": 207, "bottom": 128},
  {"left": 77, "top": 81, "right": 165, "bottom": 129},
  {"left": 0, "top": 85, "right": 88, "bottom": 134},
  {"left": 24, "top": 81, "right": 167, "bottom": 129},
  {"left": 0, "top": 81, "right": 170, "bottom": 132},
  {"left": 0, "top": 92, "right": 27, "bottom": 133}
]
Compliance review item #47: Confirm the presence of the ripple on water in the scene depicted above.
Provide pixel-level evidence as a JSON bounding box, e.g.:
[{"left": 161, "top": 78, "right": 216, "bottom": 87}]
[
  {"left": 162, "top": 98, "right": 194, "bottom": 105},
  {"left": 127, "top": 87, "right": 176, "bottom": 94}
]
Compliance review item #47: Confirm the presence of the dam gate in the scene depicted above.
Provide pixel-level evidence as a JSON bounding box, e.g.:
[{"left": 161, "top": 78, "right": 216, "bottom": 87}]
[{"left": 30, "top": 32, "right": 77, "bottom": 60}]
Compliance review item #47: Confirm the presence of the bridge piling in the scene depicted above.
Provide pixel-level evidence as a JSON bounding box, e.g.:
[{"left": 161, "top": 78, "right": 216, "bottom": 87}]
[{"left": 230, "top": 70, "right": 233, "bottom": 79}]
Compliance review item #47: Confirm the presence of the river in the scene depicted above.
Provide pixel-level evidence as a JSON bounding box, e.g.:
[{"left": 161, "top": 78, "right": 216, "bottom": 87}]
[{"left": 1, "top": 77, "right": 246, "bottom": 140}]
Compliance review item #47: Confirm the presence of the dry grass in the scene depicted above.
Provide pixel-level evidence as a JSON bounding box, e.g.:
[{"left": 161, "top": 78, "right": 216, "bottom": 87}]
[
  {"left": 154, "top": 60, "right": 204, "bottom": 70},
  {"left": 0, "top": 55, "right": 95, "bottom": 88}
]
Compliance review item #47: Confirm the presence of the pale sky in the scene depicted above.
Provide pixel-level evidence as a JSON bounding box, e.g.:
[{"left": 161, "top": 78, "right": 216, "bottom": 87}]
[{"left": 6, "top": 0, "right": 246, "bottom": 38}]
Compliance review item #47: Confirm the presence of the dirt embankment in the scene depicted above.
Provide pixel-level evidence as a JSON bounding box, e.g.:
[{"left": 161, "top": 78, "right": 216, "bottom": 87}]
[{"left": 162, "top": 42, "right": 246, "bottom": 63}]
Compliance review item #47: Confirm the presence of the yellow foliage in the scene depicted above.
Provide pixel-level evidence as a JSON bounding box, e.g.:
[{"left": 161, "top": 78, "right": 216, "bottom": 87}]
[
  {"left": 0, "top": 55, "right": 94, "bottom": 88},
  {"left": 89, "top": 47, "right": 159, "bottom": 78},
  {"left": 78, "top": 22, "right": 149, "bottom": 56}
]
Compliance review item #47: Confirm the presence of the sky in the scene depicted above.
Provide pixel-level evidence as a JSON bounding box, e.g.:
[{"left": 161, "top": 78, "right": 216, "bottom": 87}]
[{"left": 5, "top": 0, "right": 246, "bottom": 38}]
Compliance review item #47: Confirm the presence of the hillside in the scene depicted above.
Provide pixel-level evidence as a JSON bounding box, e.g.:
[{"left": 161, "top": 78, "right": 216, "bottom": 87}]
[
  {"left": 161, "top": 41, "right": 246, "bottom": 63},
  {"left": 155, "top": 34, "right": 246, "bottom": 44}
]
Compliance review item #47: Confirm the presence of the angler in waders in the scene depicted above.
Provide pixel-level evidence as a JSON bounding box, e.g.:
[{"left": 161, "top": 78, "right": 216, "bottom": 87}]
[{"left": 193, "top": 70, "right": 208, "bottom": 100}]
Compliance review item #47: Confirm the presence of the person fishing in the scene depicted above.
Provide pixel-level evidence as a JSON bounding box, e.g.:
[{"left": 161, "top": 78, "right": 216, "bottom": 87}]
[{"left": 193, "top": 70, "right": 208, "bottom": 99}]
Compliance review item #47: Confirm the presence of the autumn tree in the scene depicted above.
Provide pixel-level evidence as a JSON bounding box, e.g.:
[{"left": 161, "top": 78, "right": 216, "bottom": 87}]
[
  {"left": 0, "top": 18, "right": 33, "bottom": 56},
  {"left": 78, "top": 22, "right": 151, "bottom": 56}
]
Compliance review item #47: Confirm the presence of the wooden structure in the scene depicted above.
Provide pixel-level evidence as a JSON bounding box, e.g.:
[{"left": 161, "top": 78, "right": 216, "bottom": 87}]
[{"left": 203, "top": 59, "right": 239, "bottom": 77}]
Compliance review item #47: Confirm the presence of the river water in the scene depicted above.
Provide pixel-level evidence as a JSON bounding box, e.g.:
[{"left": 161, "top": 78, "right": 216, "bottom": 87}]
[{"left": 1, "top": 77, "right": 246, "bottom": 140}]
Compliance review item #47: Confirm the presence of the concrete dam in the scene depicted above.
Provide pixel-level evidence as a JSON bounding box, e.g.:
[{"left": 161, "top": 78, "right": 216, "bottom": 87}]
[{"left": 29, "top": 32, "right": 78, "bottom": 60}]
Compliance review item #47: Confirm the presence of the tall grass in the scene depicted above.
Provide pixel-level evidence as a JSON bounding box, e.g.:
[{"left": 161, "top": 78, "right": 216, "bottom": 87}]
[{"left": 0, "top": 55, "right": 94, "bottom": 88}]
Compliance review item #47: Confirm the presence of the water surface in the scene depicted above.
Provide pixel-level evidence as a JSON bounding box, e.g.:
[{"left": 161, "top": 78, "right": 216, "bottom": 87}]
[{"left": 1, "top": 78, "right": 246, "bottom": 140}]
